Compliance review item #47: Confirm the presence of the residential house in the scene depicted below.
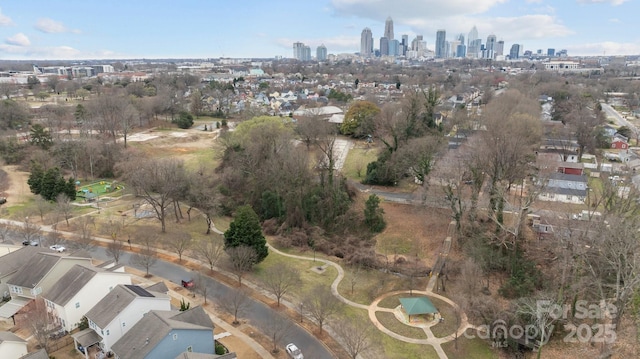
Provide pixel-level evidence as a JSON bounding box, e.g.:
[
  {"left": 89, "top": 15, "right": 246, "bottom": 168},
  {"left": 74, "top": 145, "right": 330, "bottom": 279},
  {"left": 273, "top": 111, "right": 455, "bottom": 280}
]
[
  {"left": 539, "top": 173, "right": 588, "bottom": 204},
  {"left": 43, "top": 264, "right": 131, "bottom": 332},
  {"left": 557, "top": 162, "right": 584, "bottom": 176},
  {"left": 0, "top": 332, "right": 27, "bottom": 359},
  {"left": 79, "top": 284, "right": 171, "bottom": 355},
  {"left": 611, "top": 134, "right": 629, "bottom": 150},
  {"left": 111, "top": 306, "right": 215, "bottom": 359},
  {"left": 1, "top": 252, "right": 92, "bottom": 319},
  {"left": 603, "top": 124, "right": 617, "bottom": 137},
  {"left": 0, "top": 246, "right": 45, "bottom": 302}
]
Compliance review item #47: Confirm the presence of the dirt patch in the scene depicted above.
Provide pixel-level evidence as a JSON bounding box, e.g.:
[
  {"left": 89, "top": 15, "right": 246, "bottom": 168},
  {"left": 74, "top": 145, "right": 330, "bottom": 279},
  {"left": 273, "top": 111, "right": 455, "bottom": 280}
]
[
  {"left": 1, "top": 164, "right": 32, "bottom": 205},
  {"left": 375, "top": 203, "right": 451, "bottom": 268}
]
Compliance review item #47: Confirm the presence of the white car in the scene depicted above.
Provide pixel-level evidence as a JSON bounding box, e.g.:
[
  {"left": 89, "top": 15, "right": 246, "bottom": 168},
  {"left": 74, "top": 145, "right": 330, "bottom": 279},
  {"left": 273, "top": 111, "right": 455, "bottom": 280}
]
[
  {"left": 49, "top": 244, "right": 66, "bottom": 252},
  {"left": 285, "top": 343, "right": 303, "bottom": 359}
]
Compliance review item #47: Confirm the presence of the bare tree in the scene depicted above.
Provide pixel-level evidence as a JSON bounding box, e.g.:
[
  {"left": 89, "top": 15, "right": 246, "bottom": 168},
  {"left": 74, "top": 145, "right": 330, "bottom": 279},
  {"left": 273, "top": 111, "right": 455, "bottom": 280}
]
[
  {"left": 219, "top": 287, "right": 251, "bottom": 325},
  {"left": 106, "top": 239, "right": 125, "bottom": 264},
  {"left": 263, "top": 262, "right": 301, "bottom": 307},
  {"left": 55, "top": 193, "right": 73, "bottom": 227},
  {"left": 34, "top": 196, "right": 52, "bottom": 222},
  {"left": 21, "top": 215, "right": 41, "bottom": 245},
  {"left": 315, "top": 121, "right": 338, "bottom": 188},
  {"left": 348, "top": 264, "right": 363, "bottom": 296},
  {"left": 130, "top": 227, "right": 158, "bottom": 277},
  {"left": 73, "top": 216, "right": 95, "bottom": 251},
  {"left": 123, "top": 158, "right": 188, "bottom": 232},
  {"left": 194, "top": 270, "right": 210, "bottom": 305},
  {"left": 225, "top": 245, "right": 257, "bottom": 286},
  {"left": 332, "top": 318, "right": 375, "bottom": 359},
  {"left": 304, "top": 284, "right": 343, "bottom": 334},
  {"left": 264, "top": 312, "right": 292, "bottom": 354},
  {"left": 515, "top": 294, "right": 560, "bottom": 359},
  {"left": 195, "top": 236, "right": 224, "bottom": 272},
  {"left": 25, "top": 298, "right": 53, "bottom": 352},
  {"left": 164, "top": 230, "right": 192, "bottom": 262}
]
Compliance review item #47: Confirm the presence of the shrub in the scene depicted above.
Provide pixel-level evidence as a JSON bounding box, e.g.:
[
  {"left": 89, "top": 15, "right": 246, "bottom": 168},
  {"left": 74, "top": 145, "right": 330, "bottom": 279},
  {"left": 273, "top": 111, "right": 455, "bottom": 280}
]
[{"left": 173, "top": 111, "right": 194, "bottom": 129}]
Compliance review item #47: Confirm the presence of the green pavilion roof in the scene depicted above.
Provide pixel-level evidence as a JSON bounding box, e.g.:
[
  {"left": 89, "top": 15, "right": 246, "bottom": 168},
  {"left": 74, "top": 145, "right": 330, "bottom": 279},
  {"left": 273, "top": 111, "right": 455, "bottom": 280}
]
[{"left": 399, "top": 296, "right": 437, "bottom": 315}]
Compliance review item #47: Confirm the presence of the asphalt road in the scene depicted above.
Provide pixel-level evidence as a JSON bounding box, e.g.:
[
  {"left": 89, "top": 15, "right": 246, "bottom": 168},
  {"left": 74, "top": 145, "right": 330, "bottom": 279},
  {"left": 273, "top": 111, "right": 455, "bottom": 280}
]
[
  {"left": 89, "top": 247, "right": 334, "bottom": 359},
  {"left": 601, "top": 102, "right": 636, "bottom": 130}
]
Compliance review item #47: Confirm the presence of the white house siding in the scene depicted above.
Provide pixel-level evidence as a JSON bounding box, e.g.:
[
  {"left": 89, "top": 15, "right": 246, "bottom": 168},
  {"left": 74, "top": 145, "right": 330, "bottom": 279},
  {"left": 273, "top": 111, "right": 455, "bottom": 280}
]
[
  {"left": 53, "top": 273, "right": 131, "bottom": 332},
  {"left": 0, "top": 341, "right": 27, "bottom": 359},
  {"left": 92, "top": 296, "right": 171, "bottom": 353}
]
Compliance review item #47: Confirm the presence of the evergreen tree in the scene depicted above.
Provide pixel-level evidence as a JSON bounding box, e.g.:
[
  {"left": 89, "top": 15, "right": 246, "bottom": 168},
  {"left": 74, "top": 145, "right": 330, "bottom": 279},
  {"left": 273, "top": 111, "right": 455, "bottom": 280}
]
[
  {"left": 224, "top": 205, "right": 268, "bottom": 263},
  {"left": 364, "top": 194, "right": 386, "bottom": 233},
  {"left": 28, "top": 164, "right": 76, "bottom": 201},
  {"left": 27, "top": 161, "right": 45, "bottom": 195}
]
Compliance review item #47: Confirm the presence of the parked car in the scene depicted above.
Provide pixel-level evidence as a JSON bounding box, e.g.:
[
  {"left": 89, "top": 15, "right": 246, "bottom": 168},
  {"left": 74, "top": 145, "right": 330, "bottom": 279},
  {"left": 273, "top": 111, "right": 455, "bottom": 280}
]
[
  {"left": 181, "top": 279, "right": 195, "bottom": 288},
  {"left": 49, "top": 244, "right": 66, "bottom": 252},
  {"left": 285, "top": 343, "right": 303, "bottom": 359},
  {"left": 22, "top": 240, "right": 39, "bottom": 246},
  {"left": 77, "top": 345, "right": 85, "bottom": 354}
]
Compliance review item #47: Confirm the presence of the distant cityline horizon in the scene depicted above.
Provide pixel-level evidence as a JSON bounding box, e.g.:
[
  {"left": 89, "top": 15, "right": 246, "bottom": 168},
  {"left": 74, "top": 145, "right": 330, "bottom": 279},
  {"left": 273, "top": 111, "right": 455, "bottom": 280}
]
[{"left": 292, "top": 16, "right": 587, "bottom": 61}]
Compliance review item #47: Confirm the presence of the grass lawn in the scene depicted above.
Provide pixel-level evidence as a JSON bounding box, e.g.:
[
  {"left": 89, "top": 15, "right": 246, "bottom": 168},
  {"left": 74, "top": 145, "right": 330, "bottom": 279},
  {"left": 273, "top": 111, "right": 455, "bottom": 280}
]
[
  {"left": 442, "top": 336, "right": 498, "bottom": 359},
  {"left": 342, "top": 145, "right": 379, "bottom": 180},
  {"left": 428, "top": 297, "right": 459, "bottom": 338},
  {"left": 375, "top": 311, "right": 428, "bottom": 339},
  {"left": 377, "top": 334, "right": 439, "bottom": 359},
  {"left": 251, "top": 250, "right": 338, "bottom": 303},
  {"left": 337, "top": 266, "right": 424, "bottom": 305}
]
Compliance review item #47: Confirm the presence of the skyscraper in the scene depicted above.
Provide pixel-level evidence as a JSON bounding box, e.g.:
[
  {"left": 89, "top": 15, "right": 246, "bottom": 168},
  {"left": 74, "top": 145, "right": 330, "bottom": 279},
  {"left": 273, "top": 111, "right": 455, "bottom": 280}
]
[
  {"left": 496, "top": 40, "right": 504, "bottom": 57},
  {"left": 467, "top": 26, "right": 479, "bottom": 58},
  {"left": 384, "top": 16, "right": 394, "bottom": 40},
  {"left": 485, "top": 34, "right": 496, "bottom": 59},
  {"left": 435, "top": 30, "right": 446, "bottom": 58},
  {"left": 401, "top": 34, "right": 409, "bottom": 55},
  {"left": 509, "top": 44, "right": 520, "bottom": 59},
  {"left": 361, "top": 28, "right": 373, "bottom": 57},
  {"left": 389, "top": 39, "right": 399, "bottom": 57},
  {"left": 380, "top": 37, "right": 389, "bottom": 56},
  {"left": 316, "top": 44, "right": 327, "bottom": 61},
  {"left": 293, "top": 42, "right": 305, "bottom": 60}
]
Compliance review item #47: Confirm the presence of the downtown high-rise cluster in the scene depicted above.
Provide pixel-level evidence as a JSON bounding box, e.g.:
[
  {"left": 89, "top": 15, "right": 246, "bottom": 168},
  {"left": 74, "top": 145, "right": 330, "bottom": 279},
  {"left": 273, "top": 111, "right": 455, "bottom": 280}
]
[{"left": 293, "top": 16, "right": 567, "bottom": 61}]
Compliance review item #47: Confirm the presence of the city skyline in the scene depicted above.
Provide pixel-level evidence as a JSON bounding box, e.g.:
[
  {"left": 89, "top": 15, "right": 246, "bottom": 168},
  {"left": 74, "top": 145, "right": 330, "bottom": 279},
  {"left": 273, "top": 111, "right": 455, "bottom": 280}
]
[{"left": 0, "top": 0, "right": 637, "bottom": 60}]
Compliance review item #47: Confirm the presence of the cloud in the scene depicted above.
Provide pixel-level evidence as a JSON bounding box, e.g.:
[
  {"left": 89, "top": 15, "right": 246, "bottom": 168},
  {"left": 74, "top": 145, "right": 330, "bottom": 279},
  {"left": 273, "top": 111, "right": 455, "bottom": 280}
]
[
  {"left": 609, "top": 18, "right": 621, "bottom": 23},
  {"left": 526, "top": 0, "right": 543, "bottom": 3},
  {"left": 576, "top": 0, "right": 629, "bottom": 5},
  {"left": 5, "top": 33, "right": 30, "bottom": 47},
  {"left": 0, "top": 8, "right": 13, "bottom": 26},
  {"left": 35, "top": 18, "right": 80, "bottom": 34},
  {"left": 330, "top": 0, "right": 508, "bottom": 20},
  {"left": 566, "top": 41, "right": 640, "bottom": 56}
]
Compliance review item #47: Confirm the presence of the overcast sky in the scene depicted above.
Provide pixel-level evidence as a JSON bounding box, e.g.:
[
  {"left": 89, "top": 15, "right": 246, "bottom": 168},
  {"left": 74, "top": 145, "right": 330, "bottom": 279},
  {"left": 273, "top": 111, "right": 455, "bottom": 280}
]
[{"left": 0, "top": 0, "right": 636, "bottom": 60}]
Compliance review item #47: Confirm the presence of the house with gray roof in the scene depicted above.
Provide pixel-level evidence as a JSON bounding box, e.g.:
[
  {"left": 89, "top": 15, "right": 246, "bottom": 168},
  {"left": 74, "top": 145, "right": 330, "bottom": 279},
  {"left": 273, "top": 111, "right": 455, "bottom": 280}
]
[
  {"left": 0, "top": 246, "right": 45, "bottom": 300},
  {"left": 80, "top": 284, "right": 170, "bottom": 355},
  {"left": 111, "top": 306, "right": 215, "bottom": 359},
  {"left": 0, "top": 252, "right": 92, "bottom": 319},
  {"left": 43, "top": 264, "right": 131, "bottom": 332},
  {"left": 0, "top": 331, "right": 27, "bottom": 358},
  {"left": 539, "top": 172, "right": 588, "bottom": 204}
]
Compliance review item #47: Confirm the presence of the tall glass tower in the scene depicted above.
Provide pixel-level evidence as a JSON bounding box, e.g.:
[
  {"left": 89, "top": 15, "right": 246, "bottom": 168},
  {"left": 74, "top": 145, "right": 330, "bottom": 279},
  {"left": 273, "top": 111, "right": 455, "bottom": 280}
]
[
  {"left": 435, "top": 30, "right": 446, "bottom": 58},
  {"left": 384, "top": 16, "right": 394, "bottom": 40},
  {"left": 360, "top": 28, "right": 373, "bottom": 57}
]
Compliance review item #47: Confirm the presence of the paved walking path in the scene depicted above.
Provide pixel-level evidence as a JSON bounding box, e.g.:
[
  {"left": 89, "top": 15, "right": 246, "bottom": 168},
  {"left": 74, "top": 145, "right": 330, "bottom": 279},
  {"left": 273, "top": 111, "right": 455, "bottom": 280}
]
[{"left": 265, "top": 237, "right": 474, "bottom": 359}]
